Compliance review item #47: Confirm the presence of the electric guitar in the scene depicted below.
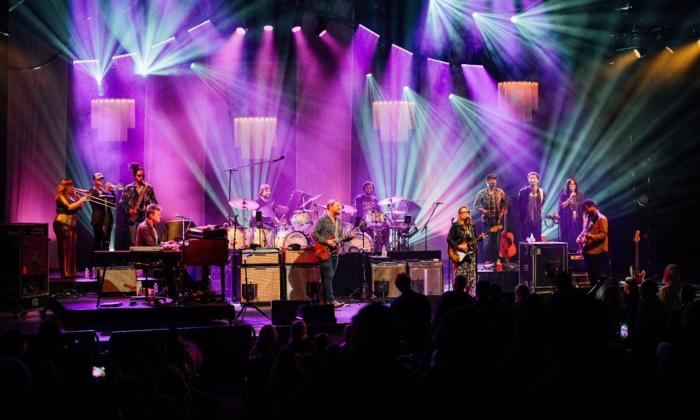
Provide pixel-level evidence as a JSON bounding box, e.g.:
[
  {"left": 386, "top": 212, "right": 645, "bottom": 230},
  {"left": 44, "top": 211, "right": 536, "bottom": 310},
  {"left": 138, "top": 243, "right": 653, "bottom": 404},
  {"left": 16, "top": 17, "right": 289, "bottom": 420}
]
[
  {"left": 448, "top": 224, "right": 502, "bottom": 264},
  {"left": 313, "top": 221, "right": 366, "bottom": 261},
  {"left": 629, "top": 230, "right": 645, "bottom": 284}
]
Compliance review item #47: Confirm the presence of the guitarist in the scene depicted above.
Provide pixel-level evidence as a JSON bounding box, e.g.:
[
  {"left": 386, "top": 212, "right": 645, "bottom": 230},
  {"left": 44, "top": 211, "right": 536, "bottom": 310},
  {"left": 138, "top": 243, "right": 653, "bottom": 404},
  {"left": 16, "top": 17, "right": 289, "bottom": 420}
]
[
  {"left": 119, "top": 162, "right": 158, "bottom": 246},
  {"left": 577, "top": 199, "right": 608, "bottom": 288},
  {"left": 312, "top": 200, "right": 357, "bottom": 308},
  {"left": 473, "top": 174, "right": 508, "bottom": 266},
  {"left": 447, "top": 206, "right": 480, "bottom": 292}
]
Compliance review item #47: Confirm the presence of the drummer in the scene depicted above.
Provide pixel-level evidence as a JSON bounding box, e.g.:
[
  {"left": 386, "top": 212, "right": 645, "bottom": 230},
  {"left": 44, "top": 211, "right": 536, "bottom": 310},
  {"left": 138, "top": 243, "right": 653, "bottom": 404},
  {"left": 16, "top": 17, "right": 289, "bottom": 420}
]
[
  {"left": 256, "top": 183, "right": 288, "bottom": 226},
  {"left": 354, "top": 181, "right": 380, "bottom": 222}
]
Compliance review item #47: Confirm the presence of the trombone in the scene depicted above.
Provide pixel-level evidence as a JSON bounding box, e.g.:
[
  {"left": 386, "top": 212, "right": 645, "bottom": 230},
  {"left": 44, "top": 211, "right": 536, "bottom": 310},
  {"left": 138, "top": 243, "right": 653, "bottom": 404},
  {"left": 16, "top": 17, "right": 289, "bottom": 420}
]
[{"left": 74, "top": 188, "right": 118, "bottom": 209}]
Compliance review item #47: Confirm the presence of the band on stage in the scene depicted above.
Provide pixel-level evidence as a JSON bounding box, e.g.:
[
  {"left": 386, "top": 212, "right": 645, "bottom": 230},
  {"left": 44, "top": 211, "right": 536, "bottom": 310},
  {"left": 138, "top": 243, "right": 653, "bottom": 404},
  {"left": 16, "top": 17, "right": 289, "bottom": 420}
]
[{"left": 53, "top": 164, "right": 608, "bottom": 295}]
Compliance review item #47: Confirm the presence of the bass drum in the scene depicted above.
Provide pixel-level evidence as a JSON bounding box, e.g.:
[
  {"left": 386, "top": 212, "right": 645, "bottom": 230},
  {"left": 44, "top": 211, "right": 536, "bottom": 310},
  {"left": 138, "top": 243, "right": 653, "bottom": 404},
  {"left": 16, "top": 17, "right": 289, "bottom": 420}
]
[
  {"left": 344, "top": 232, "right": 373, "bottom": 253},
  {"left": 275, "top": 230, "right": 309, "bottom": 250}
]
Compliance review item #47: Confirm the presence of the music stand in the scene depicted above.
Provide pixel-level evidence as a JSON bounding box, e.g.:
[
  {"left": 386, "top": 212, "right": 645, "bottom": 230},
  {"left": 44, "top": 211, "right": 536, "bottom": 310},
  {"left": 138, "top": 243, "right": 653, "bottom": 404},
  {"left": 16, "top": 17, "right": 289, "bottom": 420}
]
[{"left": 237, "top": 251, "right": 270, "bottom": 320}]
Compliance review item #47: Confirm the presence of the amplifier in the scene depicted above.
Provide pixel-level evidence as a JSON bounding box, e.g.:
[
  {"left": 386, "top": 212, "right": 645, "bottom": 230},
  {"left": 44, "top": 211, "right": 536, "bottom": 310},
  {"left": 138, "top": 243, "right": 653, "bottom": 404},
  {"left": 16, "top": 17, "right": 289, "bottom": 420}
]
[
  {"left": 284, "top": 248, "right": 318, "bottom": 265},
  {"left": 371, "top": 261, "right": 407, "bottom": 298},
  {"left": 571, "top": 271, "right": 590, "bottom": 288},
  {"left": 99, "top": 266, "right": 137, "bottom": 293},
  {"left": 285, "top": 265, "right": 321, "bottom": 300},
  {"left": 519, "top": 242, "right": 568, "bottom": 293},
  {"left": 239, "top": 266, "right": 281, "bottom": 303},
  {"left": 0, "top": 224, "right": 50, "bottom": 311},
  {"left": 241, "top": 249, "right": 280, "bottom": 265},
  {"left": 407, "top": 260, "right": 444, "bottom": 295}
]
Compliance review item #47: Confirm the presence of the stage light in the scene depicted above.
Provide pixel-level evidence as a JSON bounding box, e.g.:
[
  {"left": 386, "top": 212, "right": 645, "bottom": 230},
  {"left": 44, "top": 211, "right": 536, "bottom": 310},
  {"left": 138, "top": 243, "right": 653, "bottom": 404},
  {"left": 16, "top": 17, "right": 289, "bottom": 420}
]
[
  {"left": 236, "top": 27, "right": 246, "bottom": 35},
  {"left": 633, "top": 48, "right": 643, "bottom": 58},
  {"left": 319, "top": 29, "right": 327, "bottom": 38},
  {"left": 403, "top": 86, "right": 409, "bottom": 91},
  {"left": 448, "top": 93, "right": 454, "bottom": 100},
  {"left": 665, "top": 46, "right": 674, "bottom": 54},
  {"left": 190, "top": 62, "right": 196, "bottom": 69},
  {"left": 472, "top": 12, "right": 479, "bottom": 18},
  {"left": 366, "top": 73, "right": 372, "bottom": 78},
  {"left": 510, "top": 15, "right": 519, "bottom": 24},
  {"left": 292, "top": 26, "right": 301, "bottom": 33},
  {"left": 263, "top": 25, "right": 273, "bottom": 32}
]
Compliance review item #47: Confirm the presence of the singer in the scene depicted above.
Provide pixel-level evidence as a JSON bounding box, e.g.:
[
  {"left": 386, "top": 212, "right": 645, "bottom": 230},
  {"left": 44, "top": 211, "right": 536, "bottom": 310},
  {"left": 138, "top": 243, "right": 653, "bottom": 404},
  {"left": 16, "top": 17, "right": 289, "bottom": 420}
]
[
  {"left": 447, "top": 205, "right": 480, "bottom": 294},
  {"left": 473, "top": 174, "right": 508, "bottom": 265},
  {"left": 558, "top": 178, "right": 584, "bottom": 249}
]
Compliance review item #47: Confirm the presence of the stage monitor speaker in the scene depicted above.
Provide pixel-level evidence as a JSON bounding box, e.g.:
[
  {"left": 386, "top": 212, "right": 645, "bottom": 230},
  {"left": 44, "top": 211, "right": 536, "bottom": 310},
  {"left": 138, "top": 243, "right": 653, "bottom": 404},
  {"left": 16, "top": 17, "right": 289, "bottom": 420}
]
[
  {"left": 407, "top": 260, "right": 444, "bottom": 295},
  {"left": 239, "top": 266, "right": 281, "bottom": 303},
  {"left": 371, "top": 261, "right": 407, "bottom": 299},
  {"left": 519, "top": 242, "right": 568, "bottom": 293},
  {"left": 285, "top": 265, "right": 321, "bottom": 300},
  {"left": 271, "top": 300, "right": 306, "bottom": 325},
  {"left": 300, "top": 304, "right": 336, "bottom": 324},
  {"left": 99, "top": 266, "right": 137, "bottom": 293},
  {"left": 0, "top": 224, "right": 49, "bottom": 311}
]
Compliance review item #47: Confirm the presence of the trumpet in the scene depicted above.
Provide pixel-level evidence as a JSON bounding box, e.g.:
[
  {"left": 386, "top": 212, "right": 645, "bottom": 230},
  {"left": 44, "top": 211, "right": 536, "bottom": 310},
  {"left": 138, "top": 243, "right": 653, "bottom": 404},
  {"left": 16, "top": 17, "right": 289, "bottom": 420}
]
[{"left": 74, "top": 188, "right": 117, "bottom": 209}]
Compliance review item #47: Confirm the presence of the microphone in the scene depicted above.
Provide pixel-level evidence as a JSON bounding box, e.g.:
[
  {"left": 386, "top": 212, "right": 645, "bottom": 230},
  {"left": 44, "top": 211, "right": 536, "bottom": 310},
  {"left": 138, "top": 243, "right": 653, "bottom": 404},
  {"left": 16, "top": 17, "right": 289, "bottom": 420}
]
[
  {"left": 451, "top": 217, "right": 455, "bottom": 223},
  {"left": 434, "top": 201, "right": 443, "bottom": 205}
]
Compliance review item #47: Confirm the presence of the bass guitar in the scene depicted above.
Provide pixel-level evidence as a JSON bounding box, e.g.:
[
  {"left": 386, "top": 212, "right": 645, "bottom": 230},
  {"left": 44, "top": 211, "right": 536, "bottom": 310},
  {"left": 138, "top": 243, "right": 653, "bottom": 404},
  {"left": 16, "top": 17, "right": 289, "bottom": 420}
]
[
  {"left": 448, "top": 224, "right": 502, "bottom": 264},
  {"left": 628, "top": 230, "right": 645, "bottom": 284}
]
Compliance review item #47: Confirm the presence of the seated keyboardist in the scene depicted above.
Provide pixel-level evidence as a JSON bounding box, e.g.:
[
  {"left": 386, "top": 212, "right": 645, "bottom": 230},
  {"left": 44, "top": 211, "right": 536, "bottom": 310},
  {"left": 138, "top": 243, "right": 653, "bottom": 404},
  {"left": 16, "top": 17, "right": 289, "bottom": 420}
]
[{"left": 136, "top": 204, "right": 176, "bottom": 249}]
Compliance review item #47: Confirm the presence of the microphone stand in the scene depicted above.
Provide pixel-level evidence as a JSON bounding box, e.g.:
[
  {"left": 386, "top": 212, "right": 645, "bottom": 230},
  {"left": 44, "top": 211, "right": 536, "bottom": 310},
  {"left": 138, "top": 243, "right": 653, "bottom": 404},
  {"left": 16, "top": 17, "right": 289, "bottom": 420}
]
[
  {"left": 420, "top": 202, "right": 441, "bottom": 251},
  {"left": 223, "top": 156, "right": 283, "bottom": 303}
]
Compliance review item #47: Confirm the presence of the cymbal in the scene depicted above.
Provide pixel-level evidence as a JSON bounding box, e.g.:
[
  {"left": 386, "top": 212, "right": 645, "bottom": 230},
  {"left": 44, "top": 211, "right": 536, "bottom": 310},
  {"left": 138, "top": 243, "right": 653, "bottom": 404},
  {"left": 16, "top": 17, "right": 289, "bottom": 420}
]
[
  {"left": 341, "top": 204, "right": 356, "bottom": 214},
  {"left": 300, "top": 194, "right": 322, "bottom": 209},
  {"left": 378, "top": 196, "right": 406, "bottom": 206},
  {"left": 228, "top": 199, "right": 259, "bottom": 210}
]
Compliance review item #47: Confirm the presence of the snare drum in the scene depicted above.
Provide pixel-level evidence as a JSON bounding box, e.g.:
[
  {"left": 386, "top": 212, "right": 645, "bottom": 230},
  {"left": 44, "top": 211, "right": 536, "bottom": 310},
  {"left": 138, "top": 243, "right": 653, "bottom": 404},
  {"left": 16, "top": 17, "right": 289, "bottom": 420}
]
[
  {"left": 227, "top": 226, "right": 248, "bottom": 249},
  {"left": 366, "top": 211, "right": 386, "bottom": 229},
  {"left": 344, "top": 232, "right": 374, "bottom": 253},
  {"left": 275, "top": 230, "right": 309, "bottom": 249},
  {"left": 250, "top": 226, "right": 274, "bottom": 248}
]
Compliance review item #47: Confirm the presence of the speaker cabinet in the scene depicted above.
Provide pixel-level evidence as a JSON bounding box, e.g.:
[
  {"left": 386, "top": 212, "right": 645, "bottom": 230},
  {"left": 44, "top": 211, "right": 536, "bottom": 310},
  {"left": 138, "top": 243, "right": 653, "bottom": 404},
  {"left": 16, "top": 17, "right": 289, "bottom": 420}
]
[
  {"left": 0, "top": 224, "right": 49, "bottom": 311},
  {"left": 241, "top": 249, "right": 280, "bottom": 265},
  {"left": 519, "top": 242, "right": 568, "bottom": 293},
  {"left": 371, "top": 261, "right": 407, "bottom": 298},
  {"left": 407, "top": 260, "right": 444, "bottom": 295},
  {"left": 285, "top": 265, "right": 321, "bottom": 300},
  {"left": 99, "top": 266, "right": 137, "bottom": 293},
  {"left": 271, "top": 300, "right": 306, "bottom": 325},
  {"left": 239, "top": 266, "right": 281, "bottom": 303}
]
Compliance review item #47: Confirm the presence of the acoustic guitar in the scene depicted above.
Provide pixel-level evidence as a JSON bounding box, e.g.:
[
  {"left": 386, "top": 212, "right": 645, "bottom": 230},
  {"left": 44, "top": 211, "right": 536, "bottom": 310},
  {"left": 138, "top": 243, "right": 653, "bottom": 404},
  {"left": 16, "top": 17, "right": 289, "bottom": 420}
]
[{"left": 448, "top": 224, "right": 502, "bottom": 264}]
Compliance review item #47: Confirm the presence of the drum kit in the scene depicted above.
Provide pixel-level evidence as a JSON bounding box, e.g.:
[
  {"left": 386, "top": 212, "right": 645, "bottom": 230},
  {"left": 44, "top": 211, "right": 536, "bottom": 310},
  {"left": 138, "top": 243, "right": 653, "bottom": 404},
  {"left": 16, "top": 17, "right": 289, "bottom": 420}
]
[{"left": 226, "top": 192, "right": 419, "bottom": 253}]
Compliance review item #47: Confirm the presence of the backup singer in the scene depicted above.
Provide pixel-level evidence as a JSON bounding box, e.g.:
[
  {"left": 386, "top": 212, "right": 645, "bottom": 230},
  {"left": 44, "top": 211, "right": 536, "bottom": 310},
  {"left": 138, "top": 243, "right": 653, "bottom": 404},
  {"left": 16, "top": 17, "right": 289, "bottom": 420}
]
[
  {"left": 447, "top": 206, "right": 479, "bottom": 293},
  {"left": 473, "top": 174, "right": 508, "bottom": 264},
  {"left": 89, "top": 172, "right": 116, "bottom": 251},
  {"left": 312, "top": 200, "right": 355, "bottom": 308},
  {"left": 53, "top": 179, "right": 89, "bottom": 278},
  {"left": 517, "top": 171, "right": 546, "bottom": 241},
  {"left": 119, "top": 162, "right": 157, "bottom": 246},
  {"left": 577, "top": 199, "right": 608, "bottom": 287},
  {"left": 558, "top": 178, "right": 584, "bottom": 250}
]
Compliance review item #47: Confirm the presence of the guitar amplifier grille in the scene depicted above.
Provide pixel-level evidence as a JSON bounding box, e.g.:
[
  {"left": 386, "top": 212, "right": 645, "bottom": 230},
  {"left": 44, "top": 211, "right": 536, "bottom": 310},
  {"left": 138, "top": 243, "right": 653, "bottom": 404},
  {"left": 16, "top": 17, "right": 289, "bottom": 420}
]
[
  {"left": 239, "top": 266, "right": 281, "bottom": 302},
  {"left": 242, "top": 249, "right": 280, "bottom": 265},
  {"left": 407, "top": 261, "right": 444, "bottom": 295}
]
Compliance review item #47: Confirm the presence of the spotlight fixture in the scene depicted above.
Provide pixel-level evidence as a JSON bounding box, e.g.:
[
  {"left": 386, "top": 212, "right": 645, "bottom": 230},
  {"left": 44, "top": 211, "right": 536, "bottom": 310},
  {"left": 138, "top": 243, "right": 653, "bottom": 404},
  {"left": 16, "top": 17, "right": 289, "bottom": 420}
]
[
  {"left": 633, "top": 48, "right": 644, "bottom": 58},
  {"left": 448, "top": 93, "right": 455, "bottom": 100},
  {"left": 665, "top": 46, "right": 674, "bottom": 54},
  {"left": 263, "top": 25, "right": 273, "bottom": 32},
  {"left": 235, "top": 27, "right": 246, "bottom": 35},
  {"left": 472, "top": 12, "right": 479, "bottom": 18},
  {"left": 291, "top": 26, "right": 301, "bottom": 33},
  {"left": 403, "top": 86, "right": 409, "bottom": 91},
  {"left": 510, "top": 15, "right": 518, "bottom": 23},
  {"left": 319, "top": 29, "right": 327, "bottom": 38},
  {"left": 366, "top": 73, "right": 372, "bottom": 78}
]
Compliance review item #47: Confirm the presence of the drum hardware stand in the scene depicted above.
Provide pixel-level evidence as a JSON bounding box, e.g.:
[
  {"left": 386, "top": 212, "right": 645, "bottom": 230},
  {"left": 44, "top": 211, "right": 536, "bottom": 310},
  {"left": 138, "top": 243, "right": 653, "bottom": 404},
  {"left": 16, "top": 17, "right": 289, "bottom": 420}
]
[
  {"left": 420, "top": 202, "right": 442, "bottom": 251},
  {"left": 349, "top": 217, "right": 377, "bottom": 302},
  {"left": 237, "top": 251, "right": 270, "bottom": 320}
]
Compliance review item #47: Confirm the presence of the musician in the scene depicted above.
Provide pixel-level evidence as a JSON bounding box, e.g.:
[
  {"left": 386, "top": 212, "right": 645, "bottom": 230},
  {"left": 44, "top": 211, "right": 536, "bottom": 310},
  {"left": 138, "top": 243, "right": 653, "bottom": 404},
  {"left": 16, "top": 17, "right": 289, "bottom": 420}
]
[
  {"left": 119, "top": 162, "right": 157, "bottom": 246},
  {"left": 312, "top": 200, "right": 355, "bottom": 308},
  {"left": 447, "top": 206, "right": 479, "bottom": 293},
  {"left": 256, "top": 183, "right": 286, "bottom": 226},
  {"left": 53, "top": 179, "right": 89, "bottom": 278},
  {"left": 89, "top": 172, "right": 116, "bottom": 251},
  {"left": 473, "top": 174, "right": 508, "bottom": 264},
  {"left": 354, "top": 181, "right": 380, "bottom": 221},
  {"left": 517, "top": 171, "right": 546, "bottom": 241},
  {"left": 136, "top": 204, "right": 162, "bottom": 246},
  {"left": 558, "top": 178, "right": 584, "bottom": 250},
  {"left": 577, "top": 199, "right": 608, "bottom": 287}
]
